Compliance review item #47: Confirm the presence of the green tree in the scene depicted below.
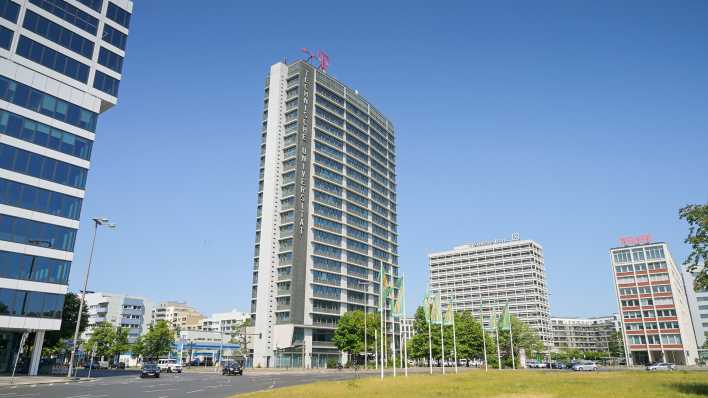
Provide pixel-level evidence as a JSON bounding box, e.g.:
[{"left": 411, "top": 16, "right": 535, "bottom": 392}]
[
  {"left": 333, "top": 311, "right": 365, "bottom": 361},
  {"left": 608, "top": 330, "right": 625, "bottom": 358},
  {"left": 111, "top": 327, "right": 131, "bottom": 360},
  {"left": 43, "top": 293, "right": 88, "bottom": 356},
  {"left": 135, "top": 320, "right": 174, "bottom": 361},
  {"left": 680, "top": 203, "right": 708, "bottom": 290},
  {"left": 87, "top": 322, "right": 116, "bottom": 360},
  {"left": 454, "top": 311, "right": 496, "bottom": 364},
  {"left": 407, "top": 306, "right": 497, "bottom": 367},
  {"left": 497, "top": 316, "right": 543, "bottom": 368}
]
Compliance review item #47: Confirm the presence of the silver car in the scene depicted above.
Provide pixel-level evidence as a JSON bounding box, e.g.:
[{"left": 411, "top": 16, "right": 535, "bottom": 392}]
[
  {"left": 572, "top": 361, "right": 598, "bottom": 371},
  {"left": 646, "top": 362, "right": 675, "bottom": 371}
]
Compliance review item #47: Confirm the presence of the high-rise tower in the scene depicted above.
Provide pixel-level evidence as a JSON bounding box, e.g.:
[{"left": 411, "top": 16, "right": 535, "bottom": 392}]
[
  {"left": 251, "top": 60, "right": 399, "bottom": 368},
  {"left": 0, "top": 0, "right": 132, "bottom": 374}
]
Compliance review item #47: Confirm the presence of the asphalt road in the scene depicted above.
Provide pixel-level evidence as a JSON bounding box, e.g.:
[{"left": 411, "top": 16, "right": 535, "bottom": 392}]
[{"left": 0, "top": 370, "right": 364, "bottom": 398}]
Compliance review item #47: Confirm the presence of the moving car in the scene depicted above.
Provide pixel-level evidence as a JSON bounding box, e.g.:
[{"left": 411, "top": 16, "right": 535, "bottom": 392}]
[
  {"left": 646, "top": 362, "right": 675, "bottom": 371},
  {"left": 572, "top": 361, "right": 598, "bottom": 371},
  {"left": 222, "top": 362, "right": 243, "bottom": 376},
  {"left": 157, "top": 358, "right": 182, "bottom": 373},
  {"left": 140, "top": 363, "right": 161, "bottom": 378}
]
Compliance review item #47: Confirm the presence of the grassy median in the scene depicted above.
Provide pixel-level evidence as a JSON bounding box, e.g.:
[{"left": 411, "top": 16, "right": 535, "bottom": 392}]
[{"left": 236, "top": 370, "right": 708, "bottom": 398}]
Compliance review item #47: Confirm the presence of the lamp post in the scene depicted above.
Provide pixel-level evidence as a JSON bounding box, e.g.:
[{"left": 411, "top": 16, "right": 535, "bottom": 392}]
[
  {"left": 67, "top": 217, "right": 116, "bottom": 378},
  {"left": 358, "top": 281, "right": 371, "bottom": 369}
]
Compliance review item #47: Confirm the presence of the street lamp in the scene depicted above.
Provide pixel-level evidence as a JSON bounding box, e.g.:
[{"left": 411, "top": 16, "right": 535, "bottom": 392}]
[
  {"left": 358, "top": 280, "right": 372, "bottom": 369},
  {"left": 67, "top": 217, "right": 116, "bottom": 378}
]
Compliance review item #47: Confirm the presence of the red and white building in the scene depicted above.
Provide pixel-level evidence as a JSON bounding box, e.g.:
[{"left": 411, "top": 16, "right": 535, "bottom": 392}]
[{"left": 610, "top": 236, "right": 699, "bottom": 365}]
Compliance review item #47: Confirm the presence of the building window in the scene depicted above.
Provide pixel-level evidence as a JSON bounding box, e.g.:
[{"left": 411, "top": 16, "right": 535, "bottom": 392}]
[
  {"left": 0, "top": 178, "right": 83, "bottom": 220},
  {"left": 15, "top": 36, "right": 89, "bottom": 83},
  {"left": 93, "top": 71, "right": 120, "bottom": 96},
  {"left": 0, "top": 213, "right": 77, "bottom": 251},
  {"left": 102, "top": 24, "right": 127, "bottom": 50},
  {"left": 0, "top": 0, "right": 19, "bottom": 23},
  {"left": 0, "top": 288, "right": 64, "bottom": 318},
  {"left": 0, "top": 250, "right": 71, "bottom": 284},
  {"left": 0, "top": 143, "right": 88, "bottom": 189},
  {"left": 0, "top": 75, "right": 97, "bottom": 131},
  {"left": 98, "top": 47, "right": 124, "bottom": 73},
  {"left": 0, "top": 109, "right": 93, "bottom": 160},
  {"left": 29, "top": 0, "right": 98, "bottom": 34},
  {"left": 22, "top": 10, "right": 95, "bottom": 59},
  {"left": 0, "top": 25, "right": 12, "bottom": 50},
  {"left": 106, "top": 2, "right": 131, "bottom": 28}
]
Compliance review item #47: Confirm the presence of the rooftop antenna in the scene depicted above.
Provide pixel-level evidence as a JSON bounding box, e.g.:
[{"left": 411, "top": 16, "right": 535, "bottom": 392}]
[{"left": 301, "top": 48, "right": 315, "bottom": 64}]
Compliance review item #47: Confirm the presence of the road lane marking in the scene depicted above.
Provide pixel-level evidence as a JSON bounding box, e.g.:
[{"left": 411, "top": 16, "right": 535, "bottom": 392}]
[
  {"left": 142, "top": 389, "right": 176, "bottom": 393},
  {"left": 185, "top": 390, "right": 203, "bottom": 394}
]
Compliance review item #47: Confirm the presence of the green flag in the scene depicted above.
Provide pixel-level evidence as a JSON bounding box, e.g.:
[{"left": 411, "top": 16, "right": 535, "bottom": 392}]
[
  {"left": 431, "top": 294, "right": 443, "bottom": 325},
  {"left": 423, "top": 292, "right": 432, "bottom": 322},
  {"left": 443, "top": 305, "right": 454, "bottom": 326},
  {"left": 490, "top": 307, "right": 497, "bottom": 330},
  {"left": 392, "top": 277, "right": 404, "bottom": 317},
  {"left": 499, "top": 304, "right": 512, "bottom": 331}
]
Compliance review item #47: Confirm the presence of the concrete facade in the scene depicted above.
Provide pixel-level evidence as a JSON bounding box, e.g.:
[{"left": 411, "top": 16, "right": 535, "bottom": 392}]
[
  {"left": 82, "top": 292, "right": 153, "bottom": 343},
  {"left": 151, "top": 301, "right": 204, "bottom": 332},
  {"left": 681, "top": 267, "right": 708, "bottom": 348},
  {"left": 251, "top": 61, "right": 399, "bottom": 368},
  {"left": 429, "top": 236, "right": 553, "bottom": 348},
  {"left": 551, "top": 315, "right": 619, "bottom": 352},
  {"left": 611, "top": 240, "right": 699, "bottom": 365}
]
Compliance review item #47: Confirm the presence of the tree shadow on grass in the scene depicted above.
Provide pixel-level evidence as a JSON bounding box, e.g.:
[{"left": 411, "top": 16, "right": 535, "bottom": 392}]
[{"left": 672, "top": 383, "right": 708, "bottom": 396}]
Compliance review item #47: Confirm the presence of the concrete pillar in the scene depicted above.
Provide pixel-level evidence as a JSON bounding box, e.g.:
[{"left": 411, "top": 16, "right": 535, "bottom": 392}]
[{"left": 28, "top": 331, "right": 45, "bottom": 376}]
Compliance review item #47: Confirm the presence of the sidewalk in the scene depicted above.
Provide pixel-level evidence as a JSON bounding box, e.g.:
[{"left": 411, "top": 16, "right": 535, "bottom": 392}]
[{"left": 0, "top": 375, "right": 92, "bottom": 387}]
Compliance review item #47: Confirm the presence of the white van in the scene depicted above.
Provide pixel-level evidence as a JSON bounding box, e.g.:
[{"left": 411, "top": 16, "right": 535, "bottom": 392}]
[{"left": 157, "top": 358, "right": 182, "bottom": 373}]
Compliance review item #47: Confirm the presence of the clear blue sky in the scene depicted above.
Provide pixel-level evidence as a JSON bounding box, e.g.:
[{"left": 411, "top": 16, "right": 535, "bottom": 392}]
[{"left": 70, "top": 1, "right": 708, "bottom": 317}]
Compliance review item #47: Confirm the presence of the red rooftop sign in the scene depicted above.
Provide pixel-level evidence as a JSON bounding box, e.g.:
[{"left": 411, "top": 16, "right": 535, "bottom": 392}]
[{"left": 619, "top": 234, "right": 652, "bottom": 246}]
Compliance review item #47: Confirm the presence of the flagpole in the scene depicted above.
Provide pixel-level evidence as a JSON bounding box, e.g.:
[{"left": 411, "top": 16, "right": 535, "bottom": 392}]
[
  {"left": 481, "top": 312, "right": 488, "bottom": 372},
  {"left": 510, "top": 319, "right": 516, "bottom": 370},
  {"left": 440, "top": 294, "right": 445, "bottom": 375},
  {"left": 392, "top": 297, "right": 397, "bottom": 377},
  {"left": 494, "top": 307, "right": 501, "bottom": 369},
  {"left": 450, "top": 292, "right": 458, "bottom": 374},
  {"left": 403, "top": 275, "right": 408, "bottom": 377},
  {"left": 375, "top": 329, "right": 378, "bottom": 370},
  {"left": 427, "top": 311, "right": 433, "bottom": 375},
  {"left": 380, "top": 274, "right": 384, "bottom": 380}
]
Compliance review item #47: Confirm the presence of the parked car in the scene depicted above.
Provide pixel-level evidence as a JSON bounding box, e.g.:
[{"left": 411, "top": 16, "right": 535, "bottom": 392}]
[
  {"left": 84, "top": 360, "right": 108, "bottom": 369},
  {"left": 140, "top": 363, "right": 161, "bottom": 378},
  {"left": 572, "top": 361, "right": 598, "bottom": 371},
  {"left": 646, "top": 362, "right": 675, "bottom": 371},
  {"left": 526, "top": 360, "right": 547, "bottom": 368},
  {"left": 550, "top": 362, "right": 567, "bottom": 369},
  {"left": 222, "top": 362, "right": 243, "bottom": 376},
  {"left": 157, "top": 358, "right": 182, "bottom": 373}
]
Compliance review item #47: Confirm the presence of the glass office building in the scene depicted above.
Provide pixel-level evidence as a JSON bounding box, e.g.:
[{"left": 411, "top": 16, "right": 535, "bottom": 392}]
[
  {"left": 0, "top": 0, "right": 132, "bottom": 374},
  {"left": 611, "top": 240, "right": 699, "bottom": 365},
  {"left": 251, "top": 60, "right": 399, "bottom": 368}
]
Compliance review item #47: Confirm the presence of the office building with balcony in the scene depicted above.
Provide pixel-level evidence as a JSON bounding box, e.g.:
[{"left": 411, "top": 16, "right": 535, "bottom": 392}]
[
  {"left": 428, "top": 236, "right": 552, "bottom": 348},
  {"left": 251, "top": 60, "right": 399, "bottom": 368},
  {"left": 550, "top": 315, "right": 619, "bottom": 352},
  {"left": 0, "top": 0, "right": 132, "bottom": 375},
  {"left": 611, "top": 239, "right": 699, "bottom": 365},
  {"left": 81, "top": 292, "right": 152, "bottom": 343},
  {"left": 198, "top": 309, "right": 249, "bottom": 336}
]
